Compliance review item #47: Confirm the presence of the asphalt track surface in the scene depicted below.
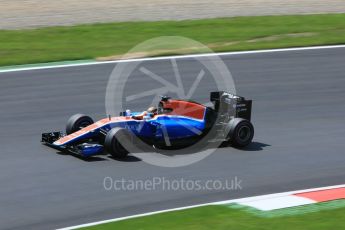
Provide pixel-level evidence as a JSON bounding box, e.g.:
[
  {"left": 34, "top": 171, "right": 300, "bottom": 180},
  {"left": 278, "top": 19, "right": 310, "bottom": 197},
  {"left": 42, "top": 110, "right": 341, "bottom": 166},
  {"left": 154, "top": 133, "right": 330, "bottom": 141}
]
[{"left": 0, "top": 47, "right": 345, "bottom": 229}]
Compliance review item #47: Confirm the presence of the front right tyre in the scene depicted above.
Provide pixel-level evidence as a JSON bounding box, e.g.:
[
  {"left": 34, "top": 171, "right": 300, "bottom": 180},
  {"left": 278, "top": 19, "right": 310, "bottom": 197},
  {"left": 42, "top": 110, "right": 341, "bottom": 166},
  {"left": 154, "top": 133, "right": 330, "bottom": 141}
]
[{"left": 66, "top": 114, "right": 94, "bottom": 135}]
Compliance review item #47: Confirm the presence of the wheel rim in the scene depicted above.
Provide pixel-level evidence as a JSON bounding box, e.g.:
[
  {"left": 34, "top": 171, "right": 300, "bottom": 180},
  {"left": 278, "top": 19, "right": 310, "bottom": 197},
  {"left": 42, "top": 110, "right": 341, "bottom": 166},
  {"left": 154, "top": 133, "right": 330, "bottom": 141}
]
[
  {"left": 238, "top": 125, "right": 251, "bottom": 142},
  {"left": 114, "top": 139, "right": 127, "bottom": 154},
  {"left": 78, "top": 121, "right": 91, "bottom": 129}
]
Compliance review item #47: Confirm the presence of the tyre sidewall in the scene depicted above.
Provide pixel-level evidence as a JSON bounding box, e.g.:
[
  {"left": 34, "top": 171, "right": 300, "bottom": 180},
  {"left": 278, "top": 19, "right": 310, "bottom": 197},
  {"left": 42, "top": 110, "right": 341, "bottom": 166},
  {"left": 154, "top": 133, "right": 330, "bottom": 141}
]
[
  {"left": 227, "top": 118, "right": 254, "bottom": 147},
  {"left": 105, "top": 128, "right": 129, "bottom": 158},
  {"left": 66, "top": 114, "right": 94, "bottom": 135}
]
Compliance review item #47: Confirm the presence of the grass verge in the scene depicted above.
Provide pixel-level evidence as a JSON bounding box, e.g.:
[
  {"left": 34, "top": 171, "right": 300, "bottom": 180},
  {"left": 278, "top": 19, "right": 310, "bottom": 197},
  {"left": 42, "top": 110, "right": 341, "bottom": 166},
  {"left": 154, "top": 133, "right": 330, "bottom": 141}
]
[
  {"left": 1, "top": 14, "right": 345, "bottom": 66},
  {"left": 81, "top": 202, "right": 345, "bottom": 230}
]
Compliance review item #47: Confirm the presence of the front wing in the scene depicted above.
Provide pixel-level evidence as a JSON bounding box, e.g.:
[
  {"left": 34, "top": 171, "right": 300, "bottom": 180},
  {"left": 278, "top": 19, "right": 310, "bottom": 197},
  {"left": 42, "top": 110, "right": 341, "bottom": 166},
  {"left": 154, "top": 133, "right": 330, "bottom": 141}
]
[{"left": 41, "top": 132, "right": 104, "bottom": 157}]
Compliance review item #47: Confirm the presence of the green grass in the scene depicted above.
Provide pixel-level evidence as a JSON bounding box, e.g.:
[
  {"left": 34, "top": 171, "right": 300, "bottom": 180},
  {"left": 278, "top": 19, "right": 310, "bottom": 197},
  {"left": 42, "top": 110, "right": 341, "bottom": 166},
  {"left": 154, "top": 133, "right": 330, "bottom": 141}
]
[
  {"left": 81, "top": 202, "right": 345, "bottom": 230},
  {"left": 1, "top": 14, "right": 345, "bottom": 66}
]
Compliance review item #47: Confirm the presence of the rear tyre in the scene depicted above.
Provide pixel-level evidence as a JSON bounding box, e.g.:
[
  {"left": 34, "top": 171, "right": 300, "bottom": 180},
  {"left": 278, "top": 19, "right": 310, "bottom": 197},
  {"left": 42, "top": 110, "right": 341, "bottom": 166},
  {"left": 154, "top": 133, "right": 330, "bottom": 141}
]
[
  {"left": 66, "top": 114, "right": 94, "bottom": 135},
  {"left": 226, "top": 118, "right": 254, "bottom": 147},
  {"left": 104, "top": 128, "right": 129, "bottom": 158}
]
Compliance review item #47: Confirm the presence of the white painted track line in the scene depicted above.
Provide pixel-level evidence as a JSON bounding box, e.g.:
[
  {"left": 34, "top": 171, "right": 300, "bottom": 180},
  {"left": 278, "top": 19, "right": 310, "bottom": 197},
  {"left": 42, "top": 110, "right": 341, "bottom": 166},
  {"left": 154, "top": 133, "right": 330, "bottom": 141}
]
[
  {"left": 58, "top": 184, "right": 345, "bottom": 230},
  {"left": 1, "top": 45, "right": 345, "bottom": 74},
  {"left": 237, "top": 196, "right": 316, "bottom": 211}
]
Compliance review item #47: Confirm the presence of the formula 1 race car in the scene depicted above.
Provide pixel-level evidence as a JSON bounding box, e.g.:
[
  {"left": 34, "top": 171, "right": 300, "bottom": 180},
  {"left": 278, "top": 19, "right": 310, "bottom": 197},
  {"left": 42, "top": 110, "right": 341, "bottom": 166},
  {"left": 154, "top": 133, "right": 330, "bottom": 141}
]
[{"left": 41, "top": 91, "right": 254, "bottom": 158}]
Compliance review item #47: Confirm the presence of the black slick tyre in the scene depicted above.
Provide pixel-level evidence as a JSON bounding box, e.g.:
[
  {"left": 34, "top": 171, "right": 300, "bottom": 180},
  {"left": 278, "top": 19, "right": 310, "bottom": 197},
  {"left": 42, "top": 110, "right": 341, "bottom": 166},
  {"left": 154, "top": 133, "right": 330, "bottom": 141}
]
[{"left": 66, "top": 114, "right": 94, "bottom": 135}]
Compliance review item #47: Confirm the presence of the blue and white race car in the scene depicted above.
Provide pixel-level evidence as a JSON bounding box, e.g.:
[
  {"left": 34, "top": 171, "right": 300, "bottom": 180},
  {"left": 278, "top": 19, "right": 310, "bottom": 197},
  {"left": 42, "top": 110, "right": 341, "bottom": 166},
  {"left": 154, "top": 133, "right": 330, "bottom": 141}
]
[{"left": 41, "top": 91, "right": 254, "bottom": 158}]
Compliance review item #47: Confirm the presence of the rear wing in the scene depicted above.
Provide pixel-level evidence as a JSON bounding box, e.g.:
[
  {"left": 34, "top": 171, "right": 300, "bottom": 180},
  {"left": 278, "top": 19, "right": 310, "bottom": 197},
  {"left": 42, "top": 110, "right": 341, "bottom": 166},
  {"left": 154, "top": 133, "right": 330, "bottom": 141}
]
[{"left": 210, "top": 91, "right": 252, "bottom": 121}]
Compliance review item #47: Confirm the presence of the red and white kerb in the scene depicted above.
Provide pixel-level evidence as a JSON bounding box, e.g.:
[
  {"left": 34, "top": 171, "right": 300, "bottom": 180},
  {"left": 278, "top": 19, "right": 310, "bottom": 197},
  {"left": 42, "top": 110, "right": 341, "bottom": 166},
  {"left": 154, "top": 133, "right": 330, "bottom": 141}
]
[{"left": 237, "top": 187, "right": 345, "bottom": 211}]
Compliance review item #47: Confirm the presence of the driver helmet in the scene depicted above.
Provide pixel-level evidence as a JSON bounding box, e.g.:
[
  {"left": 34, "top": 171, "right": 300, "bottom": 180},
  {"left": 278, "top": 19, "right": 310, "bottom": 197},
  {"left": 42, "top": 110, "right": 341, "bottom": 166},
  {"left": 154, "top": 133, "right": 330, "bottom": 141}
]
[{"left": 147, "top": 106, "right": 157, "bottom": 113}]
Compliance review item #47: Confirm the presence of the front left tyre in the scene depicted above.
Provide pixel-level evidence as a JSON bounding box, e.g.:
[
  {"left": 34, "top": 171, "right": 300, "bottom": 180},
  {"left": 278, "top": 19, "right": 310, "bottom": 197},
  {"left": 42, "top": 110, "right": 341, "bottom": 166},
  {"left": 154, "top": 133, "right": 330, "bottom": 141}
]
[
  {"left": 66, "top": 114, "right": 94, "bottom": 135},
  {"left": 104, "top": 128, "right": 129, "bottom": 158}
]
